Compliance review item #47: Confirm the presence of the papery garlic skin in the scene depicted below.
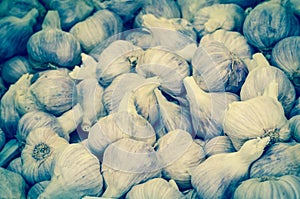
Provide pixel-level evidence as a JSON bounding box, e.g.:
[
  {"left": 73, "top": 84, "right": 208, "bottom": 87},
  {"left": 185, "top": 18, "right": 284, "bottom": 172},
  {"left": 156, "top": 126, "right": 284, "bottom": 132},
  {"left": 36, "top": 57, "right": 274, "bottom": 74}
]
[
  {"left": 156, "top": 129, "right": 206, "bottom": 190},
  {"left": 21, "top": 127, "right": 69, "bottom": 185},
  {"left": 101, "top": 138, "right": 161, "bottom": 198},
  {"left": 125, "top": 178, "right": 185, "bottom": 199},
  {"left": 193, "top": 4, "right": 245, "bottom": 37},
  {"left": 204, "top": 136, "right": 236, "bottom": 157},
  {"left": 38, "top": 143, "right": 103, "bottom": 199},
  {"left": 27, "top": 181, "right": 50, "bottom": 199}
]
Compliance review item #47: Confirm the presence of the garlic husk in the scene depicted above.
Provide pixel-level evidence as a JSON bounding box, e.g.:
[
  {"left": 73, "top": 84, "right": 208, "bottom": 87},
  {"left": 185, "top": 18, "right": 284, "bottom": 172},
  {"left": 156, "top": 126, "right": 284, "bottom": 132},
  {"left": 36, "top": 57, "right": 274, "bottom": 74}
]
[
  {"left": 101, "top": 138, "right": 161, "bottom": 198},
  {"left": 27, "top": 10, "right": 82, "bottom": 69},
  {"left": 96, "top": 40, "right": 144, "bottom": 87},
  {"left": 21, "top": 127, "right": 69, "bottom": 185},
  {"left": 134, "top": 0, "right": 181, "bottom": 28},
  {"left": 0, "top": 167, "right": 27, "bottom": 199},
  {"left": 86, "top": 110, "right": 156, "bottom": 160},
  {"left": 193, "top": 4, "right": 245, "bottom": 37},
  {"left": 183, "top": 76, "right": 239, "bottom": 140},
  {"left": 27, "top": 181, "right": 50, "bottom": 199},
  {"left": 38, "top": 143, "right": 103, "bottom": 199},
  {"left": 69, "top": 53, "right": 98, "bottom": 80},
  {"left": 69, "top": 9, "right": 123, "bottom": 53},
  {"left": 241, "top": 53, "right": 296, "bottom": 115},
  {"left": 0, "top": 81, "right": 21, "bottom": 139},
  {"left": 29, "top": 69, "right": 77, "bottom": 116},
  {"left": 154, "top": 88, "right": 194, "bottom": 137},
  {"left": 41, "top": 0, "right": 94, "bottom": 30},
  {"left": 102, "top": 73, "right": 146, "bottom": 114},
  {"left": 125, "top": 178, "right": 185, "bottom": 199},
  {"left": 250, "top": 142, "right": 300, "bottom": 178},
  {"left": 0, "top": 139, "right": 21, "bottom": 168},
  {"left": 123, "top": 28, "right": 154, "bottom": 50},
  {"left": 177, "top": 0, "right": 208, "bottom": 21},
  {"left": 76, "top": 78, "right": 106, "bottom": 132},
  {"left": 140, "top": 15, "right": 197, "bottom": 55},
  {"left": 223, "top": 82, "right": 291, "bottom": 150},
  {"left": 156, "top": 129, "right": 206, "bottom": 190},
  {"left": 93, "top": 0, "right": 145, "bottom": 22},
  {"left": 191, "top": 137, "right": 270, "bottom": 199},
  {"left": 204, "top": 136, "right": 236, "bottom": 158},
  {"left": 1, "top": 56, "right": 32, "bottom": 84},
  {"left": 192, "top": 29, "right": 252, "bottom": 93},
  {"left": 7, "top": 157, "right": 23, "bottom": 177},
  {"left": 0, "top": 8, "right": 39, "bottom": 60},
  {"left": 136, "top": 47, "right": 191, "bottom": 97},
  {"left": 289, "top": 115, "right": 300, "bottom": 142},
  {"left": 14, "top": 74, "right": 44, "bottom": 116}
]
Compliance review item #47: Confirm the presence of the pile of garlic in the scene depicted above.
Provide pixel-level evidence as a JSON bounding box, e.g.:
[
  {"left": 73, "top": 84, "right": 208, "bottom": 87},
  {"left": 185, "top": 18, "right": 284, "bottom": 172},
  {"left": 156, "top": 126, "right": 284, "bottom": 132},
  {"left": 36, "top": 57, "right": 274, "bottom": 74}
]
[{"left": 0, "top": 0, "right": 300, "bottom": 198}]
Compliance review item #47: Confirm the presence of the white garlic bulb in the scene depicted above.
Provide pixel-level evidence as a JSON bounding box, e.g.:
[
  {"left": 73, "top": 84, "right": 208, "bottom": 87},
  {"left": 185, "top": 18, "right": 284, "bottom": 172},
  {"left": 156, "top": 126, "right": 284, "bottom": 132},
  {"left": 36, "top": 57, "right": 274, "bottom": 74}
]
[
  {"left": 101, "top": 138, "right": 161, "bottom": 198},
  {"left": 183, "top": 76, "right": 239, "bottom": 140},
  {"left": 156, "top": 129, "right": 206, "bottom": 190},
  {"left": 38, "top": 143, "right": 103, "bottom": 199},
  {"left": 191, "top": 137, "right": 270, "bottom": 199},
  {"left": 193, "top": 4, "right": 245, "bottom": 37},
  {"left": 96, "top": 40, "right": 144, "bottom": 87},
  {"left": 76, "top": 78, "right": 106, "bottom": 132},
  {"left": 223, "top": 81, "right": 291, "bottom": 150},
  {"left": 21, "top": 127, "right": 69, "bottom": 185},
  {"left": 125, "top": 178, "right": 185, "bottom": 199},
  {"left": 136, "top": 47, "right": 191, "bottom": 97}
]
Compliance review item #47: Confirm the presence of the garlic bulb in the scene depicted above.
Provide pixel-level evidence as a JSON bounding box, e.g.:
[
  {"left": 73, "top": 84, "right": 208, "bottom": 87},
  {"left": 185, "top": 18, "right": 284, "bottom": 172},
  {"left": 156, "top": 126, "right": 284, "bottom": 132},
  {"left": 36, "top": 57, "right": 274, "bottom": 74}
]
[
  {"left": 27, "top": 10, "right": 82, "bottom": 69},
  {"left": 223, "top": 82, "right": 291, "bottom": 150},
  {"left": 204, "top": 136, "right": 236, "bottom": 157},
  {"left": 154, "top": 88, "right": 194, "bottom": 136},
  {"left": 193, "top": 4, "right": 245, "bottom": 37},
  {"left": 21, "top": 127, "right": 69, "bottom": 184},
  {"left": 0, "top": 139, "right": 21, "bottom": 168},
  {"left": 192, "top": 29, "right": 252, "bottom": 93},
  {"left": 250, "top": 142, "right": 300, "bottom": 178},
  {"left": 76, "top": 78, "right": 106, "bottom": 132},
  {"left": 156, "top": 129, "right": 206, "bottom": 190},
  {"left": 93, "top": 0, "right": 145, "bottom": 22},
  {"left": 125, "top": 178, "right": 185, "bottom": 199},
  {"left": 96, "top": 40, "right": 144, "bottom": 86},
  {"left": 183, "top": 76, "right": 239, "bottom": 140},
  {"left": 1, "top": 56, "right": 32, "bottom": 84},
  {"left": 27, "top": 181, "right": 50, "bottom": 199},
  {"left": 29, "top": 69, "right": 77, "bottom": 116},
  {"left": 271, "top": 36, "right": 300, "bottom": 89},
  {"left": 241, "top": 53, "right": 296, "bottom": 115},
  {"left": 123, "top": 28, "right": 154, "bottom": 50},
  {"left": 191, "top": 137, "right": 270, "bottom": 199},
  {"left": 0, "top": 79, "right": 21, "bottom": 139},
  {"left": 177, "top": 0, "right": 208, "bottom": 21},
  {"left": 0, "top": 167, "right": 27, "bottom": 199},
  {"left": 86, "top": 109, "right": 156, "bottom": 159},
  {"left": 0, "top": 8, "right": 38, "bottom": 60},
  {"left": 41, "top": 0, "right": 94, "bottom": 30},
  {"left": 101, "top": 138, "right": 161, "bottom": 198},
  {"left": 134, "top": 0, "right": 181, "bottom": 28},
  {"left": 38, "top": 143, "right": 103, "bottom": 199},
  {"left": 17, "top": 104, "right": 83, "bottom": 145},
  {"left": 140, "top": 15, "right": 197, "bottom": 54},
  {"left": 136, "top": 47, "right": 191, "bottom": 97},
  {"left": 233, "top": 175, "right": 300, "bottom": 199},
  {"left": 289, "top": 116, "right": 300, "bottom": 142},
  {"left": 70, "top": 9, "right": 123, "bottom": 53}
]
